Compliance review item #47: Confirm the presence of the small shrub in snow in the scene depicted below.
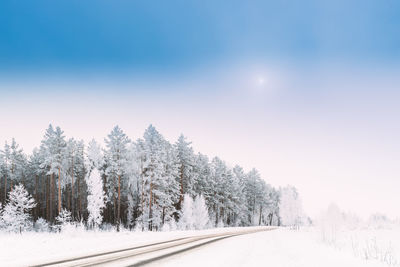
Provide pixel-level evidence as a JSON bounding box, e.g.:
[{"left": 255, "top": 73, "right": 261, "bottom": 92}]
[
  {"left": 54, "top": 209, "right": 72, "bottom": 232},
  {"left": 2, "top": 184, "right": 36, "bottom": 233},
  {"left": 35, "top": 218, "right": 50, "bottom": 232}
]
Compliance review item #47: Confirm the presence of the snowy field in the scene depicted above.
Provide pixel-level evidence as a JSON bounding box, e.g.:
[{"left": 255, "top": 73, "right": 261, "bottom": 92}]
[
  {"left": 154, "top": 227, "right": 400, "bottom": 267},
  {"left": 1, "top": 226, "right": 399, "bottom": 267},
  {"left": 153, "top": 229, "right": 400, "bottom": 267}
]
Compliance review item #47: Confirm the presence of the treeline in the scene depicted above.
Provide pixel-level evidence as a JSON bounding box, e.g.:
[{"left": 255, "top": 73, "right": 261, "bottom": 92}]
[{"left": 0, "top": 124, "right": 284, "bottom": 231}]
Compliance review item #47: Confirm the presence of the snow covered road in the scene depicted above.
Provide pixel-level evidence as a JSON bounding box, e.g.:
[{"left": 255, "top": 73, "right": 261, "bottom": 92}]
[{"left": 0, "top": 227, "right": 273, "bottom": 267}]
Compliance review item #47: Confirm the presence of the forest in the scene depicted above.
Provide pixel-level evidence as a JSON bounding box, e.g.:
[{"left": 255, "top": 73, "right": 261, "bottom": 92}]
[{"left": 0, "top": 124, "right": 303, "bottom": 232}]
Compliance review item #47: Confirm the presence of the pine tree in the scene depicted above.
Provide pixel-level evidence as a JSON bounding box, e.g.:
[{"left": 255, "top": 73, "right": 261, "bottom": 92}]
[
  {"left": 139, "top": 125, "right": 179, "bottom": 231},
  {"left": 175, "top": 135, "right": 195, "bottom": 209},
  {"left": 28, "top": 148, "right": 45, "bottom": 220},
  {"left": 8, "top": 139, "right": 27, "bottom": 188},
  {"left": 2, "top": 184, "right": 36, "bottom": 233},
  {"left": 86, "top": 143, "right": 106, "bottom": 229},
  {"left": 74, "top": 140, "right": 86, "bottom": 220},
  {"left": 0, "top": 142, "right": 10, "bottom": 203},
  {"left": 55, "top": 208, "right": 72, "bottom": 231},
  {"left": 63, "top": 138, "right": 77, "bottom": 214},
  {"left": 125, "top": 142, "right": 141, "bottom": 228},
  {"left": 104, "top": 126, "right": 130, "bottom": 229},
  {"left": 41, "top": 125, "right": 66, "bottom": 221},
  {"left": 0, "top": 140, "right": 26, "bottom": 203}
]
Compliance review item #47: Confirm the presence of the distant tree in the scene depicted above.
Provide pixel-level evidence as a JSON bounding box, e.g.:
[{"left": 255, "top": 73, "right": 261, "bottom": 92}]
[{"left": 279, "top": 186, "right": 303, "bottom": 228}]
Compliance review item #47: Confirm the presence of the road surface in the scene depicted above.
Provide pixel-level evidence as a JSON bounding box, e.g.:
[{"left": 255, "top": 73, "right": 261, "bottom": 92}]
[{"left": 32, "top": 227, "right": 276, "bottom": 267}]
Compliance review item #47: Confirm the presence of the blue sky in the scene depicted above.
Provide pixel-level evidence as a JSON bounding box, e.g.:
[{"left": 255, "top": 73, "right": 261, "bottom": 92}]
[
  {"left": 1, "top": 0, "right": 399, "bottom": 72},
  {"left": 0, "top": 1, "right": 400, "bottom": 218}
]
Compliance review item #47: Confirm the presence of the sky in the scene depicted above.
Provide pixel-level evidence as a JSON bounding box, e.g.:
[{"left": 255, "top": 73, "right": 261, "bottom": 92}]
[{"left": 0, "top": 0, "right": 399, "bottom": 219}]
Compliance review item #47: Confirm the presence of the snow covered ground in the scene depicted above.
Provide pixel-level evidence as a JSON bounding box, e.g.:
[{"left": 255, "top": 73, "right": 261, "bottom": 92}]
[
  {"left": 1, "top": 226, "right": 399, "bottom": 267},
  {"left": 151, "top": 228, "right": 400, "bottom": 267}
]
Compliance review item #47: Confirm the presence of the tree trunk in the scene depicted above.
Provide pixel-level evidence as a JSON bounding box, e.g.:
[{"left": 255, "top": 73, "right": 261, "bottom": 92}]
[
  {"left": 50, "top": 173, "right": 54, "bottom": 222},
  {"left": 10, "top": 164, "right": 14, "bottom": 189},
  {"left": 67, "top": 185, "right": 70, "bottom": 211},
  {"left": 35, "top": 175, "right": 39, "bottom": 220},
  {"left": 77, "top": 174, "right": 81, "bottom": 220},
  {"left": 71, "top": 156, "right": 74, "bottom": 217},
  {"left": 58, "top": 167, "right": 61, "bottom": 213},
  {"left": 149, "top": 175, "right": 153, "bottom": 231},
  {"left": 3, "top": 174, "right": 6, "bottom": 203},
  {"left": 179, "top": 167, "right": 184, "bottom": 209},
  {"left": 140, "top": 164, "right": 145, "bottom": 230},
  {"left": 162, "top": 207, "right": 165, "bottom": 225},
  {"left": 259, "top": 206, "right": 263, "bottom": 226},
  {"left": 117, "top": 174, "right": 121, "bottom": 231}
]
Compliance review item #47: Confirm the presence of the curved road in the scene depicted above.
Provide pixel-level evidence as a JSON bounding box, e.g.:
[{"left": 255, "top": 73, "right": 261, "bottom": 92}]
[{"left": 31, "top": 227, "right": 276, "bottom": 267}]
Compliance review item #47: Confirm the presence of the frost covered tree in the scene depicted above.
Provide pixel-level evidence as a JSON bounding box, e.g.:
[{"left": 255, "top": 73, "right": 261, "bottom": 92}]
[
  {"left": 124, "top": 142, "right": 142, "bottom": 227},
  {"left": 34, "top": 217, "right": 50, "bottom": 232},
  {"left": 1, "top": 140, "right": 26, "bottom": 204},
  {"left": 86, "top": 140, "right": 106, "bottom": 229},
  {"left": 0, "top": 124, "right": 293, "bottom": 231},
  {"left": 41, "top": 125, "right": 66, "bottom": 221},
  {"left": 0, "top": 142, "right": 11, "bottom": 203},
  {"left": 139, "top": 125, "right": 179, "bottom": 231},
  {"left": 86, "top": 139, "right": 103, "bottom": 172},
  {"left": 86, "top": 167, "right": 106, "bottom": 229},
  {"left": 279, "top": 186, "right": 303, "bottom": 228},
  {"left": 104, "top": 126, "right": 130, "bottom": 229},
  {"left": 178, "top": 194, "right": 194, "bottom": 230},
  {"left": 2, "top": 184, "right": 36, "bottom": 233},
  {"left": 73, "top": 140, "right": 86, "bottom": 220},
  {"left": 231, "top": 165, "right": 248, "bottom": 226},
  {"left": 63, "top": 138, "right": 78, "bottom": 216},
  {"left": 192, "top": 194, "right": 209, "bottom": 230},
  {"left": 55, "top": 208, "right": 72, "bottom": 227},
  {"left": 28, "top": 148, "right": 45, "bottom": 220},
  {"left": 175, "top": 135, "right": 195, "bottom": 209}
]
